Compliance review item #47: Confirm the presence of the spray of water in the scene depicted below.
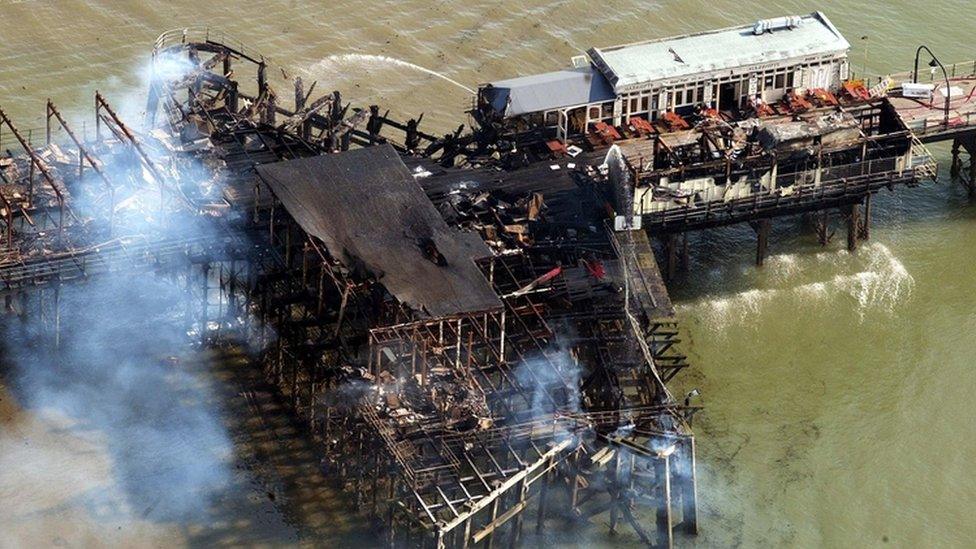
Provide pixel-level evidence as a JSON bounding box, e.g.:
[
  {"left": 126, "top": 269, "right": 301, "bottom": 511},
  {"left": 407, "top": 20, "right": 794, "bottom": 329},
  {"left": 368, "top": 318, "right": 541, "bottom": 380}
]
[
  {"left": 305, "top": 53, "right": 476, "bottom": 95},
  {"left": 681, "top": 243, "right": 916, "bottom": 332}
]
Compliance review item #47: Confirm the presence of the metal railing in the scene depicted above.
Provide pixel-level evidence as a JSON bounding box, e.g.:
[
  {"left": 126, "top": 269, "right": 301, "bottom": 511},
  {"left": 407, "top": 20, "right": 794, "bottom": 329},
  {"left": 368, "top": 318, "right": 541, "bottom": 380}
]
[
  {"left": 153, "top": 27, "right": 271, "bottom": 65},
  {"left": 638, "top": 151, "right": 936, "bottom": 229},
  {"left": 851, "top": 59, "right": 976, "bottom": 87},
  {"left": 908, "top": 111, "right": 976, "bottom": 135},
  {"left": 0, "top": 126, "right": 44, "bottom": 151}
]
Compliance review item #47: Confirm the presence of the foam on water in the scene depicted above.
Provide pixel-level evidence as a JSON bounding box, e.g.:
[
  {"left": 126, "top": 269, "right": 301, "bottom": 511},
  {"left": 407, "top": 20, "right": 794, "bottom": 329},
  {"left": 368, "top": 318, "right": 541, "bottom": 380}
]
[
  {"left": 304, "top": 54, "right": 476, "bottom": 95},
  {"left": 681, "top": 242, "right": 915, "bottom": 333}
]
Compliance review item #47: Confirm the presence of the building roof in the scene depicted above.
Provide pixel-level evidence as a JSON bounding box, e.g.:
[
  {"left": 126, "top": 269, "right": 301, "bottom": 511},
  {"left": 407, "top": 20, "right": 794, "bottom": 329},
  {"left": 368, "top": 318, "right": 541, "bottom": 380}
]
[
  {"left": 484, "top": 66, "right": 616, "bottom": 117},
  {"left": 587, "top": 12, "right": 850, "bottom": 93},
  {"left": 256, "top": 145, "right": 502, "bottom": 318}
]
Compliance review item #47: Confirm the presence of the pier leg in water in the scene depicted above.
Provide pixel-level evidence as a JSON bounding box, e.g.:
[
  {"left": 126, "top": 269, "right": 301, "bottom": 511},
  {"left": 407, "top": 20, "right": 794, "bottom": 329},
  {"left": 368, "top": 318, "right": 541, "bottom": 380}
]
[
  {"left": 969, "top": 149, "right": 976, "bottom": 198},
  {"left": 813, "top": 210, "right": 834, "bottom": 247},
  {"left": 753, "top": 219, "right": 771, "bottom": 266},
  {"left": 814, "top": 211, "right": 834, "bottom": 246},
  {"left": 655, "top": 455, "right": 674, "bottom": 549},
  {"left": 951, "top": 138, "right": 962, "bottom": 179},
  {"left": 858, "top": 194, "right": 872, "bottom": 241},
  {"left": 681, "top": 233, "right": 690, "bottom": 272},
  {"left": 960, "top": 135, "right": 976, "bottom": 197},
  {"left": 845, "top": 203, "right": 861, "bottom": 252},
  {"left": 665, "top": 234, "right": 679, "bottom": 281},
  {"left": 971, "top": 157, "right": 976, "bottom": 197},
  {"left": 678, "top": 438, "right": 699, "bottom": 535}
]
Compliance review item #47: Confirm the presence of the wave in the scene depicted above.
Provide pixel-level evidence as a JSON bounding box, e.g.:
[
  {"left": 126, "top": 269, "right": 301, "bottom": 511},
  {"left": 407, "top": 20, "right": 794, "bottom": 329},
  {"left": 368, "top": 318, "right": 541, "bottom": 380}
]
[{"left": 679, "top": 242, "right": 915, "bottom": 332}]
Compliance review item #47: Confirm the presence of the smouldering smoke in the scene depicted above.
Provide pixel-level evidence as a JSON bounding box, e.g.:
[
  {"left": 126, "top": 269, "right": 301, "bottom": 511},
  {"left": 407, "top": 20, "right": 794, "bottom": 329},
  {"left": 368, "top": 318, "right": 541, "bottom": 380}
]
[
  {"left": 3, "top": 273, "right": 233, "bottom": 522},
  {"left": 1, "top": 52, "right": 237, "bottom": 530},
  {"left": 511, "top": 335, "right": 582, "bottom": 442}
]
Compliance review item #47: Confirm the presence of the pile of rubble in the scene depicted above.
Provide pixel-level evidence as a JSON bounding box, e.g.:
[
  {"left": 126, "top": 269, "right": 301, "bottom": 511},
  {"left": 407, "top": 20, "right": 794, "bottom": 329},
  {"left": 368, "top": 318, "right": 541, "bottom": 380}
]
[{"left": 438, "top": 189, "right": 546, "bottom": 251}]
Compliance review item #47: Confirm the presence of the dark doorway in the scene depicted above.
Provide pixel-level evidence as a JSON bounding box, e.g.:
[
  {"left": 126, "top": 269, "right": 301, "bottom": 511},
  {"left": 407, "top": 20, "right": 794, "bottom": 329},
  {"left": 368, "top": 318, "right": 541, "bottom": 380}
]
[{"left": 719, "top": 82, "right": 740, "bottom": 114}]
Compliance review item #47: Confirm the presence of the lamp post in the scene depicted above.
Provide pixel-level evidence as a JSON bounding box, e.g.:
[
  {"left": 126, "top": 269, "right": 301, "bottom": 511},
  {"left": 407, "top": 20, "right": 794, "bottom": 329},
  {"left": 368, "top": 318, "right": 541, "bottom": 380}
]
[
  {"left": 913, "top": 45, "right": 951, "bottom": 126},
  {"left": 860, "top": 35, "right": 869, "bottom": 81}
]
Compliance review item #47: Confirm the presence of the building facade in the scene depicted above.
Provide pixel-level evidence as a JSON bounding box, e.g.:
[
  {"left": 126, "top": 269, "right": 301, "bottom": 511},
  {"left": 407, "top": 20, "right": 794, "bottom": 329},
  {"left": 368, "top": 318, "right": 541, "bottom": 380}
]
[{"left": 478, "top": 12, "right": 851, "bottom": 140}]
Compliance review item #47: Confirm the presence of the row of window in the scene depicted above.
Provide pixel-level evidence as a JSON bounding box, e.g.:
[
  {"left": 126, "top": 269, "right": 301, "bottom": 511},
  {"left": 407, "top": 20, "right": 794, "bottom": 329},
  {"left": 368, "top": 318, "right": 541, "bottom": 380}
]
[{"left": 529, "top": 61, "right": 841, "bottom": 128}]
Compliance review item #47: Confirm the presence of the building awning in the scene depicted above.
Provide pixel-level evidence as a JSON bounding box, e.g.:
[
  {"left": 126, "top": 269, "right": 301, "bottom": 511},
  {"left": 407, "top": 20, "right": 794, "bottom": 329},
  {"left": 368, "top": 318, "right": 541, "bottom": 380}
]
[
  {"left": 483, "top": 66, "right": 616, "bottom": 118},
  {"left": 588, "top": 11, "right": 850, "bottom": 93},
  {"left": 255, "top": 145, "right": 502, "bottom": 318}
]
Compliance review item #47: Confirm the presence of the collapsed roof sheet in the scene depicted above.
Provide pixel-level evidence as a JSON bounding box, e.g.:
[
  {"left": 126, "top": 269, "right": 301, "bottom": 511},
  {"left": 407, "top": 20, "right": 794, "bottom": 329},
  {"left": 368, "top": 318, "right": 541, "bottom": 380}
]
[
  {"left": 755, "top": 110, "right": 861, "bottom": 151},
  {"left": 256, "top": 144, "right": 502, "bottom": 318}
]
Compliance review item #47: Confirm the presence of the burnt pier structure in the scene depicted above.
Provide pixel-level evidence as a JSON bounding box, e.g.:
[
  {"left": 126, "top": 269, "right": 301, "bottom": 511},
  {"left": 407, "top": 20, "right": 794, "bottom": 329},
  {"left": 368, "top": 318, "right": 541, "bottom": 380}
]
[{"left": 1, "top": 19, "right": 975, "bottom": 548}]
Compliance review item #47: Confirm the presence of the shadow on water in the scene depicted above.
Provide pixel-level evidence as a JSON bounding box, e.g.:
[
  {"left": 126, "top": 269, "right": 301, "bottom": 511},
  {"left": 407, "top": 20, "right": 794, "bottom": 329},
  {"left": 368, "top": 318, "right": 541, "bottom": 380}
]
[
  {"left": 0, "top": 271, "right": 377, "bottom": 547},
  {"left": 191, "top": 346, "right": 379, "bottom": 548}
]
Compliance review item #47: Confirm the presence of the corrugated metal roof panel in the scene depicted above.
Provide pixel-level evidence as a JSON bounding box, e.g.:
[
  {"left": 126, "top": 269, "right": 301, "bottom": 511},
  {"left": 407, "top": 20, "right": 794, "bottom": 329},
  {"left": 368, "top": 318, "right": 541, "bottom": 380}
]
[
  {"left": 588, "top": 12, "right": 850, "bottom": 92},
  {"left": 484, "top": 66, "right": 615, "bottom": 117},
  {"left": 256, "top": 145, "right": 502, "bottom": 318}
]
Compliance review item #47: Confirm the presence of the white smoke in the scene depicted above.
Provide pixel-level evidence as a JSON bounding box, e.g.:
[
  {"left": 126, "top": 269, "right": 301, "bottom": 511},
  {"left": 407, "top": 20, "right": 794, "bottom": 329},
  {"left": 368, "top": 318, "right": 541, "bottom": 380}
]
[{"left": 0, "top": 51, "right": 238, "bottom": 537}]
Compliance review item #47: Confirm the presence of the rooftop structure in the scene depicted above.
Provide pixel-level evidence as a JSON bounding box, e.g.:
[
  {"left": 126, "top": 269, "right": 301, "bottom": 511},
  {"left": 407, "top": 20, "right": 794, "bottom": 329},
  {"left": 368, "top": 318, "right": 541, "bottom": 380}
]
[
  {"left": 588, "top": 12, "right": 850, "bottom": 93},
  {"left": 477, "top": 12, "right": 853, "bottom": 139}
]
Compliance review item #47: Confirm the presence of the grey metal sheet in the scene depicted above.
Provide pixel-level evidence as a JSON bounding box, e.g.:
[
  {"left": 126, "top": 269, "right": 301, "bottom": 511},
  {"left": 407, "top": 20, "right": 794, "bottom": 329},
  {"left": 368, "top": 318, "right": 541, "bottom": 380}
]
[
  {"left": 256, "top": 144, "right": 502, "bottom": 318},
  {"left": 485, "top": 66, "right": 615, "bottom": 117}
]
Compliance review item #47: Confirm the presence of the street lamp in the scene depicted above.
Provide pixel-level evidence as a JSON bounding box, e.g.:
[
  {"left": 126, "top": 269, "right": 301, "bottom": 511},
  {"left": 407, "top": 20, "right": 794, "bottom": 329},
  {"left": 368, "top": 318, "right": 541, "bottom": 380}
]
[
  {"left": 860, "top": 36, "right": 869, "bottom": 81},
  {"left": 913, "top": 45, "right": 951, "bottom": 126}
]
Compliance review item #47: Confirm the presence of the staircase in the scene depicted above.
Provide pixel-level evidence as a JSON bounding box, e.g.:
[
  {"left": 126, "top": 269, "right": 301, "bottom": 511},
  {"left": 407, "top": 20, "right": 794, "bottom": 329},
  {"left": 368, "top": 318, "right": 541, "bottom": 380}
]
[{"left": 910, "top": 133, "right": 939, "bottom": 181}]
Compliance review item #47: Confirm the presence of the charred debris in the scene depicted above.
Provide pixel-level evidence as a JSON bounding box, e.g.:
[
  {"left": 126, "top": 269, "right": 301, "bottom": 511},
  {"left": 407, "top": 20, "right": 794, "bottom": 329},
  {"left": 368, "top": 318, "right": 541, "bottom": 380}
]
[{"left": 1, "top": 17, "right": 975, "bottom": 549}]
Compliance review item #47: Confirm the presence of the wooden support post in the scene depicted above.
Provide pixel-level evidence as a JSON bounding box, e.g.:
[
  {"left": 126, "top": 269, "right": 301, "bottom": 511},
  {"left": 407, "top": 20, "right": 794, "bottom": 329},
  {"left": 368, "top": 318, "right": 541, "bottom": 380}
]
[
  {"left": 859, "top": 194, "right": 872, "bottom": 241},
  {"left": 228, "top": 80, "right": 239, "bottom": 114},
  {"left": 680, "top": 232, "right": 690, "bottom": 273},
  {"left": 486, "top": 497, "right": 500, "bottom": 549},
  {"left": 462, "top": 517, "right": 472, "bottom": 549},
  {"left": 95, "top": 92, "right": 102, "bottom": 141},
  {"left": 45, "top": 102, "right": 52, "bottom": 145},
  {"left": 201, "top": 263, "right": 210, "bottom": 345},
  {"left": 535, "top": 465, "right": 550, "bottom": 534},
  {"left": 294, "top": 77, "right": 305, "bottom": 112},
  {"left": 679, "top": 438, "right": 699, "bottom": 535},
  {"left": 814, "top": 211, "right": 832, "bottom": 246},
  {"left": 507, "top": 478, "right": 528, "bottom": 548},
  {"left": 28, "top": 143, "right": 35, "bottom": 205},
  {"left": 845, "top": 203, "right": 860, "bottom": 252},
  {"left": 969, "top": 153, "right": 976, "bottom": 197},
  {"left": 53, "top": 284, "right": 61, "bottom": 351},
  {"left": 655, "top": 456, "right": 674, "bottom": 549},
  {"left": 386, "top": 476, "right": 397, "bottom": 548},
  {"left": 266, "top": 92, "right": 277, "bottom": 126},
  {"left": 665, "top": 235, "right": 678, "bottom": 281},
  {"left": 20, "top": 291, "right": 29, "bottom": 323},
  {"left": 569, "top": 471, "right": 582, "bottom": 517},
  {"left": 609, "top": 453, "right": 621, "bottom": 535},
  {"left": 754, "top": 219, "right": 771, "bottom": 267},
  {"left": 257, "top": 61, "right": 267, "bottom": 98},
  {"left": 951, "top": 138, "right": 962, "bottom": 179}
]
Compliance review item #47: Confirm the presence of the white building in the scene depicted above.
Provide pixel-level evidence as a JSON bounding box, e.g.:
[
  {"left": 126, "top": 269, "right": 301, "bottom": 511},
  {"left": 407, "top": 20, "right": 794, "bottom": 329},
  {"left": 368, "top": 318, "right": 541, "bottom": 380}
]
[{"left": 479, "top": 12, "right": 851, "bottom": 140}]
